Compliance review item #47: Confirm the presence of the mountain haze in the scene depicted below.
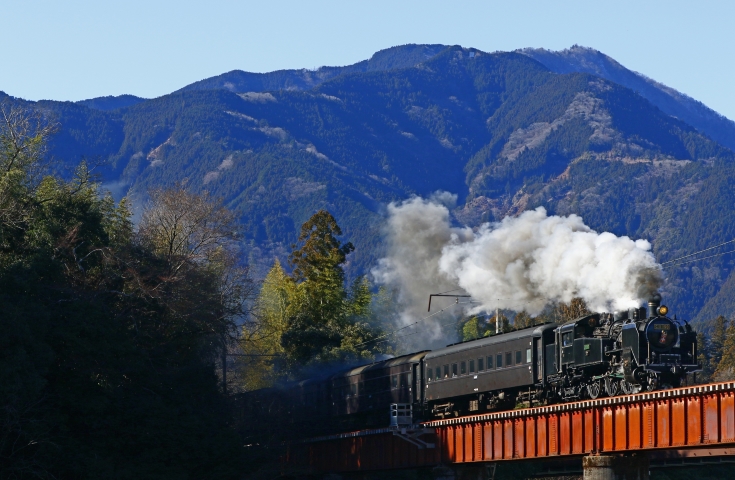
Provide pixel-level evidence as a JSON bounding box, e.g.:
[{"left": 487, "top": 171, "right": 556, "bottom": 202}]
[{"left": 3, "top": 44, "right": 735, "bottom": 325}]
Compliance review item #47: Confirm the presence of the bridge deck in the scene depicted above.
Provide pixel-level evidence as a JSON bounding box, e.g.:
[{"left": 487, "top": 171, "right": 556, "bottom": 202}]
[{"left": 283, "top": 381, "right": 735, "bottom": 473}]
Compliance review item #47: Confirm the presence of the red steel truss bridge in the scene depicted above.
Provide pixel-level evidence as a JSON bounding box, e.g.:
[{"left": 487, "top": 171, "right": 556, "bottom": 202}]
[{"left": 282, "top": 381, "right": 735, "bottom": 479}]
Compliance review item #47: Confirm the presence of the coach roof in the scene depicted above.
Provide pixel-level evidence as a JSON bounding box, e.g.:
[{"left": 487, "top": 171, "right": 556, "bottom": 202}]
[
  {"left": 425, "top": 323, "right": 556, "bottom": 360},
  {"left": 333, "top": 351, "right": 430, "bottom": 379}
]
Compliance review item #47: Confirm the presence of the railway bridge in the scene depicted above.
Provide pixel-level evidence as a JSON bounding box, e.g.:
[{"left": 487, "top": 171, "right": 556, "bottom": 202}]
[{"left": 283, "top": 381, "right": 735, "bottom": 479}]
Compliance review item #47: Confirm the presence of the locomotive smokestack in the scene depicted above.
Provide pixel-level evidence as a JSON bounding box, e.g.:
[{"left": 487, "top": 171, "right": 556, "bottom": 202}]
[{"left": 648, "top": 293, "right": 662, "bottom": 314}]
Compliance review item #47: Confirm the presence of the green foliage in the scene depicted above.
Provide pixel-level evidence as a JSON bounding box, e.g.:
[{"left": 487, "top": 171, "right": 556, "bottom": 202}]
[
  {"left": 0, "top": 108, "right": 248, "bottom": 478},
  {"left": 696, "top": 331, "right": 715, "bottom": 384},
  {"left": 714, "top": 318, "right": 735, "bottom": 381},
  {"left": 458, "top": 313, "right": 512, "bottom": 341},
  {"left": 279, "top": 210, "right": 386, "bottom": 375},
  {"left": 238, "top": 260, "right": 292, "bottom": 390}
]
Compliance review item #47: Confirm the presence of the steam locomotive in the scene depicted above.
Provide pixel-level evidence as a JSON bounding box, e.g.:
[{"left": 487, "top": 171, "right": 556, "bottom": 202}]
[{"left": 241, "top": 295, "right": 699, "bottom": 433}]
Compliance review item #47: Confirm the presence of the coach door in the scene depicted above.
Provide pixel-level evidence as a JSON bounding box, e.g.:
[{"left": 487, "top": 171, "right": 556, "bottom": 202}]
[{"left": 535, "top": 338, "right": 543, "bottom": 382}]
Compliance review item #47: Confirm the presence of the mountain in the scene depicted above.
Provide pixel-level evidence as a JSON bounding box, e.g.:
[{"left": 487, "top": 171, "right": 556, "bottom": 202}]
[
  {"left": 77, "top": 94, "right": 147, "bottom": 111},
  {"left": 3, "top": 44, "right": 735, "bottom": 324},
  {"left": 518, "top": 46, "right": 735, "bottom": 152},
  {"left": 177, "top": 44, "right": 446, "bottom": 94}
]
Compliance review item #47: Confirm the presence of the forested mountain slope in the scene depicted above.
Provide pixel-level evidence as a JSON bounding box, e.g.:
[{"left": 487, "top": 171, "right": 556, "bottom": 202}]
[
  {"left": 518, "top": 45, "right": 735, "bottom": 152},
  {"left": 3, "top": 44, "right": 735, "bottom": 323}
]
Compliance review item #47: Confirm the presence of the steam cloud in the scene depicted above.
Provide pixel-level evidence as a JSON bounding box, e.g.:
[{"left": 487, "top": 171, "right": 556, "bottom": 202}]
[{"left": 373, "top": 194, "right": 662, "bottom": 320}]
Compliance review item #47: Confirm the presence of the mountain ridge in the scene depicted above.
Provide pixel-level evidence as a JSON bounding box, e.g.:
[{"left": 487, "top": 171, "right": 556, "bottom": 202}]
[
  {"left": 176, "top": 44, "right": 447, "bottom": 94},
  {"left": 518, "top": 45, "right": 735, "bottom": 152},
  {"left": 2, "top": 45, "right": 735, "bottom": 325}
]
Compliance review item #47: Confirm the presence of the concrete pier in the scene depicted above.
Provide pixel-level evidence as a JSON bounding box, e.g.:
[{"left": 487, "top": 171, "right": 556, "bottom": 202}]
[{"left": 583, "top": 454, "right": 649, "bottom": 480}]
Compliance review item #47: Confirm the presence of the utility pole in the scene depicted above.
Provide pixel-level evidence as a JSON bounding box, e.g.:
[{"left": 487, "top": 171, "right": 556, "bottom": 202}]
[{"left": 496, "top": 304, "right": 500, "bottom": 334}]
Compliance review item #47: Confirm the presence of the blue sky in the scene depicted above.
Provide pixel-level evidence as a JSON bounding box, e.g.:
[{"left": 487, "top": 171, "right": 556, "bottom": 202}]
[{"left": 3, "top": 0, "right": 735, "bottom": 119}]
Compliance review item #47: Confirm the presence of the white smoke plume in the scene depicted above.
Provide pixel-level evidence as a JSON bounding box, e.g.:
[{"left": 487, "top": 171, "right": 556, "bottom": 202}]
[
  {"left": 374, "top": 195, "right": 663, "bottom": 321},
  {"left": 372, "top": 193, "right": 472, "bottom": 333}
]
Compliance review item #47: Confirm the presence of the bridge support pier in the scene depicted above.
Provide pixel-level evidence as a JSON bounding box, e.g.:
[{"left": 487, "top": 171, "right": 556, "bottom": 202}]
[{"left": 583, "top": 454, "right": 649, "bottom": 480}]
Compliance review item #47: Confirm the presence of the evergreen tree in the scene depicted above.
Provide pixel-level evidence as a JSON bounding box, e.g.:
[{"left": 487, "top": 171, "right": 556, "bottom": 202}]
[
  {"left": 711, "top": 315, "right": 728, "bottom": 371},
  {"left": 696, "top": 331, "right": 715, "bottom": 384},
  {"left": 281, "top": 210, "right": 384, "bottom": 374},
  {"left": 714, "top": 319, "right": 735, "bottom": 381}
]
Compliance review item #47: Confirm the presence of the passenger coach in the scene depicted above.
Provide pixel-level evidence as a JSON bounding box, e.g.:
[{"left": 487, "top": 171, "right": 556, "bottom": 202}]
[{"left": 424, "top": 324, "right": 556, "bottom": 417}]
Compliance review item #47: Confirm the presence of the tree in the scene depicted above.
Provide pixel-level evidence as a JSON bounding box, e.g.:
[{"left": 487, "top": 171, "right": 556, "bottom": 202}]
[
  {"left": 280, "top": 210, "right": 383, "bottom": 373},
  {"left": 0, "top": 101, "right": 58, "bottom": 246},
  {"left": 288, "top": 209, "right": 354, "bottom": 320},
  {"left": 696, "top": 331, "right": 714, "bottom": 384},
  {"left": 714, "top": 319, "right": 735, "bottom": 381},
  {"left": 139, "top": 184, "right": 240, "bottom": 272},
  {"left": 460, "top": 316, "right": 490, "bottom": 341},
  {"left": 711, "top": 315, "right": 728, "bottom": 371},
  {"left": 237, "top": 260, "right": 293, "bottom": 390},
  {"left": 0, "top": 106, "right": 249, "bottom": 477},
  {"left": 514, "top": 311, "right": 535, "bottom": 329}
]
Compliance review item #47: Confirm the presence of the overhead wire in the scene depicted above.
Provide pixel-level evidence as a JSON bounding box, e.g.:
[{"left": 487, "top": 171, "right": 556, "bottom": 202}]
[
  {"left": 663, "top": 248, "right": 735, "bottom": 268},
  {"left": 661, "top": 238, "right": 735, "bottom": 267}
]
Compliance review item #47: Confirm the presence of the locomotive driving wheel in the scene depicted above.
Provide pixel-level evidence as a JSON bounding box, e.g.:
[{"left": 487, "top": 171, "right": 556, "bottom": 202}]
[
  {"left": 604, "top": 377, "right": 620, "bottom": 397},
  {"left": 620, "top": 380, "right": 640, "bottom": 394},
  {"left": 586, "top": 380, "right": 602, "bottom": 399}
]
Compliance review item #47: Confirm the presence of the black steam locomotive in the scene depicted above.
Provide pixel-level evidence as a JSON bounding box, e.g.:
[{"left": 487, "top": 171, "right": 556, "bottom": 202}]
[{"left": 241, "top": 295, "right": 699, "bottom": 433}]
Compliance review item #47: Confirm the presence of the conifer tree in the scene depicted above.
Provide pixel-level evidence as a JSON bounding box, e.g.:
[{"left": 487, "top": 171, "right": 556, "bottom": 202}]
[
  {"left": 714, "top": 319, "right": 735, "bottom": 381},
  {"left": 711, "top": 315, "right": 728, "bottom": 372},
  {"left": 281, "top": 210, "right": 383, "bottom": 373},
  {"left": 696, "top": 331, "right": 714, "bottom": 384}
]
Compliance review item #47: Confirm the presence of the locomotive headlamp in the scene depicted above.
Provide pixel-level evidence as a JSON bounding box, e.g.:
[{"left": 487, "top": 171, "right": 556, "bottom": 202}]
[{"left": 657, "top": 305, "right": 669, "bottom": 316}]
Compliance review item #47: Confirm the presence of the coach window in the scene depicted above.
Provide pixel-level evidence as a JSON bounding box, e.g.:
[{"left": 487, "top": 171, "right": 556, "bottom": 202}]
[
  {"left": 487, "top": 356, "right": 493, "bottom": 369},
  {"left": 516, "top": 351, "right": 522, "bottom": 365},
  {"left": 452, "top": 363, "right": 458, "bottom": 377},
  {"left": 350, "top": 383, "right": 357, "bottom": 396},
  {"left": 506, "top": 352, "right": 512, "bottom": 367},
  {"left": 478, "top": 357, "right": 484, "bottom": 371},
  {"left": 469, "top": 359, "right": 475, "bottom": 373},
  {"left": 391, "top": 375, "right": 398, "bottom": 389},
  {"left": 437, "top": 366, "right": 442, "bottom": 380},
  {"left": 496, "top": 354, "right": 502, "bottom": 368},
  {"left": 526, "top": 348, "right": 532, "bottom": 363},
  {"left": 443, "top": 365, "right": 449, "bottom": 378},
  {"left": 460, "top": 361, "right": 467, "bottom": 375},
  {"left": 427, "top": 368, "right": 432, "bottom": 382}
]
